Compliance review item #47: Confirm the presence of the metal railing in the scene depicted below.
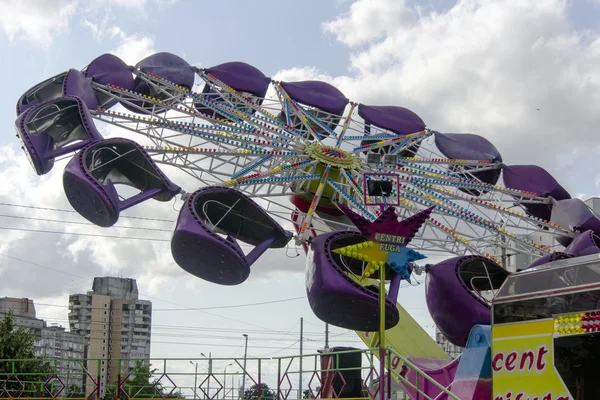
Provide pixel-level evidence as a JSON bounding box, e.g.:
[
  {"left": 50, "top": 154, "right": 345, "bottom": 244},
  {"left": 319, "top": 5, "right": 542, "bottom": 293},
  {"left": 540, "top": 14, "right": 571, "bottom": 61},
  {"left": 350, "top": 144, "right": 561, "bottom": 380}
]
[
  {"left": 0, "top": 347, "right": 462, "bottom": 400},
  {"left": 385, "top": 348, "right": 460, "bottom": 400}
]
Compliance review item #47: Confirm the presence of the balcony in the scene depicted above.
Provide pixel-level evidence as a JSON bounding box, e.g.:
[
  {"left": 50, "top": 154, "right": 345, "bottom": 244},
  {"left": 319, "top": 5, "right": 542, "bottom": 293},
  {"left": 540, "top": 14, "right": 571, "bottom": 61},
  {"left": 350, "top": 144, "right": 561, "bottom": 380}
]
[{"left": 132, "top": 333, "right": 147, "bottom": 338}]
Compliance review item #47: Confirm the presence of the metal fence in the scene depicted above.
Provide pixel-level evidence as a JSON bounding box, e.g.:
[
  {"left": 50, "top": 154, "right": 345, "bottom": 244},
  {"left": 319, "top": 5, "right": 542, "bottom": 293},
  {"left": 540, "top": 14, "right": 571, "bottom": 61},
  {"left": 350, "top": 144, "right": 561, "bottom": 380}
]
[{"left": 0, "top": 348, "right": 460, "bottom": 400}]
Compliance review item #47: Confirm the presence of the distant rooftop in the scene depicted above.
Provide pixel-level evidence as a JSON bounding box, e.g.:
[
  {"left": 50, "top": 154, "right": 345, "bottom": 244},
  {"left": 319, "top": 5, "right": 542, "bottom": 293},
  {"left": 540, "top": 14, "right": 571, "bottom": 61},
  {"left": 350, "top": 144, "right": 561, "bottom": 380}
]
[
  {"left": 0, "top": 297, "right": 36, "bottom": 318},
  {"left": 70, "top": 277, "right": 142, "bottom": 301}
]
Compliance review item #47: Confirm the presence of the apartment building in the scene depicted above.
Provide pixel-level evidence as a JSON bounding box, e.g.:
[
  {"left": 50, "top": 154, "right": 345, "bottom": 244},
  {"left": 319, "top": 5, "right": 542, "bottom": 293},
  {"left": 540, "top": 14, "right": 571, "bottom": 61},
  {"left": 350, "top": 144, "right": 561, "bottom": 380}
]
[
  {"left": 36, "top": 325, "right": 87, "bottom": 391},
  {"left": 434, "top": 326, "right": 463, "bottom": 359},
  {"left": 0, "top": 297, "right": 44, "bottom": 335},
  {"left": 68, "top": 277, "right": 152, "bottom": 398},
  {"left": 0, "top": 297, "right": 86, "bottom": 391}
]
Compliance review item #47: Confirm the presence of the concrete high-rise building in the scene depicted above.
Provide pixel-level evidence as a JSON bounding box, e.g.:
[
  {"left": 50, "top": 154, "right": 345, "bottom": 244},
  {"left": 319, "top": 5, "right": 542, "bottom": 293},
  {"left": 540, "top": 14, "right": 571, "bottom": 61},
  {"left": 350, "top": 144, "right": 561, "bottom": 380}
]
[
  {"left": 68, "top": 277, "right": 152, "bottom": 398},
  {"left": 36, "top": 325, "right": 87, "bottom": 391},
  {"left": 0, "top": 297, "right": 44, "bottom": 335},
  {"left": 0, "top": 297, "right": 36, "bottom": 318},
  {"left": 0, "top": 297, "right": 86, "bottom": 392},
  {"left": 489, "top": 231, "right": 558, "bottom": 273},
  {"left": 584, "top": 197, "right": 600, "bottom": 213},
  {"left": 434, "top": 327, "right": 463, "bottom": 359}
]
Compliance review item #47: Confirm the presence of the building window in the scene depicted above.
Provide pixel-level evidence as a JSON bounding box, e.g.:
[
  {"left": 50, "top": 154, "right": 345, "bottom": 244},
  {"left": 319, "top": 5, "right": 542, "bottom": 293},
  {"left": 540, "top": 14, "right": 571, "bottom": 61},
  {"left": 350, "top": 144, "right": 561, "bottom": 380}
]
[{"left": 104, "top": 304, "right": 108, "bottom": 308}]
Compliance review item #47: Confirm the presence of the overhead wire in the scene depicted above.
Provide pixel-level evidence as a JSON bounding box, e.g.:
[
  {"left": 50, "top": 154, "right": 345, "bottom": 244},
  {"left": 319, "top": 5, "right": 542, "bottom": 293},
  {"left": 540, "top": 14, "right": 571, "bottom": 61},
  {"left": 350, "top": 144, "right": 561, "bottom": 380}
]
[
  {"left": 0, "top": 204, "right": 436, "bottom": 353},
  {"left": 254, "top": 340, "right": 300, "bottom": 357},
  {"left": 0, "top": 212, "right": 259, "bottom": 249},
  {"left": 0, "top": 213, "right": 173, "bottom": 232},
  {"left": 35, "top": 317, "right": 368, "bottom": 350},
  {"left": 33, "top": 297, "right": 306, "bottom": 312},
  {"left": 0, "top": 252, "right": 301, "bottom": 335},
  {"left": 0, "top": 204, "right": 307, "bottom": 337},
  {"left": 0, "top": 226, "right": 170, "bottom": 242},
  {"left": 0, "top": 202, "right": 175, "bottom": 223},
  {"left": 0, "top": 202, "right": 453, "bottom": 256},
  {"left": 54, "top": 332, "right": 341, "bottom": 345},
  {"left": 2, "top": 244, "right": 430, "bottom": 336},
  {"left": 35, "top": 315, "right": 347, "bottom": 338},
  {"left": 255, "top": 319, "right": 300, "bottom": 346}
]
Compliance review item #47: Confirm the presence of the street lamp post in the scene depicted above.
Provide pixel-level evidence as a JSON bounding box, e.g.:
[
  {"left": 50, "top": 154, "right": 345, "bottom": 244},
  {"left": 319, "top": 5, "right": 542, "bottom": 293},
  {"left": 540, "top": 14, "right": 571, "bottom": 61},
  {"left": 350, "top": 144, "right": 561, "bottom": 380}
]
[
  {"left": 241, "top": 334, "right": 248, "bottom": 400},
  {"left": 232, "top": 373, "right": 238, "bottom": 400},
  {"left": 223, "top": 363, "right": 233, "bottom": 400},
  {"left": 190, "top": 361, "right": 198, "bottom": 400}
]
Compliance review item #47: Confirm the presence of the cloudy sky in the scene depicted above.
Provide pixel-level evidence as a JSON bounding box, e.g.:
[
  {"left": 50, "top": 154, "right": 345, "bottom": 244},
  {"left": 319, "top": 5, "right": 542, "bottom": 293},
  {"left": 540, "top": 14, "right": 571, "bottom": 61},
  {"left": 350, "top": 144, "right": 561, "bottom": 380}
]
[{"left": 1, "top": 0, "right": 600, "bottom": 393}]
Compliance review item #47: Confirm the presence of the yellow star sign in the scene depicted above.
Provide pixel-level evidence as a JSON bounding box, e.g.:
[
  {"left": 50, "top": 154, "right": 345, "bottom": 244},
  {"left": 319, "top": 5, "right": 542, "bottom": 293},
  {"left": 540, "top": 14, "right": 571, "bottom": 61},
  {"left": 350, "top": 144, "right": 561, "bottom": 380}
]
[{"left": 333, "top": 240, "right": 388, "bottom": 278}]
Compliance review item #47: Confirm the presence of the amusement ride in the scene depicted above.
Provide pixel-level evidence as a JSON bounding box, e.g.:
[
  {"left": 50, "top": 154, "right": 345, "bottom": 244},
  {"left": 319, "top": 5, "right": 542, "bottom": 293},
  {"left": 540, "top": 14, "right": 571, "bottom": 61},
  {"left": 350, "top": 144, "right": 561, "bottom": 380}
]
[{"left": 14, "top": 52, "right": 600, "bottom": 400}]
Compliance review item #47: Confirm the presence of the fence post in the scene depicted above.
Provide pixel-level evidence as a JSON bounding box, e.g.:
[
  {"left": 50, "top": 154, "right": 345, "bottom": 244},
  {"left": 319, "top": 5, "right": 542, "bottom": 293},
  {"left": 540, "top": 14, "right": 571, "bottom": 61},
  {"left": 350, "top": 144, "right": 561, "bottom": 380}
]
[
  {"left": 117, "top": 359, "right": 122, "bottom": 400},
  {"left": 386, "top": 351, "right": 391, "bottom": 400},
  {"left": 257, "top": 359, "right": 262, "bottom": 400},
  {"left": 97, "top": 359, "right": 101, "bottom": 400},
  {"left": 276, "top": 359, "right": 281, "bottom": 400},
  {"left": 415, "top": 371, "right": 419, "bottom": 400}
]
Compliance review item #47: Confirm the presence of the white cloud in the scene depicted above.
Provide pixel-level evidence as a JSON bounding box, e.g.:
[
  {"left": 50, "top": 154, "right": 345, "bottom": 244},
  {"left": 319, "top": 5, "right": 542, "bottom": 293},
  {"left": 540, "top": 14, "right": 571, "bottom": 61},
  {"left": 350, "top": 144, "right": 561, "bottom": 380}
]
[
  {"left": 280, "top": 0, "right": 600, "bottom": 197},
  {"left": 0, "top": 0, "right": 78, "bottom": 44},
  {"left": 273, "top": 67, "right": 337, "bottom": 83},
  {"left": 323, "top": 0, "right": 415, "bottom": 47},
  {"left": 8, "top": 0, "right": 600, "bottom": 363},
  {"left": 109, "top": 29, "right": 155, "bottom": 65},
  {"left": 108, "top": 0, "right": 147, "bottom": 8},
  {"left": 0, "top": 143, "right": 188, "bottom": 299},
  {"left": 106, "top": 0, "right": 178, "bottom": 9},
  {"left": 0, "top": 0, "right": 164, "bottom": 52}
]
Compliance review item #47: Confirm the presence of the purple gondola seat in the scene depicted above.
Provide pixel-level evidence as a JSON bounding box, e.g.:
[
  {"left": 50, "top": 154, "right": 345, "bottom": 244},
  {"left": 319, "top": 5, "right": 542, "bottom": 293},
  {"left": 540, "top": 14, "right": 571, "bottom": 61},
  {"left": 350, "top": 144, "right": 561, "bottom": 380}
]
[
  {"left": 17, "top": 69, "right": 98, "bottom": 116},
  {"left": 306, "top": 231, "right": 400, "bottom": 332},
  {"left": 15, "top": 96, "right": 103, "bottom": 175},
  {"left": 425, "top": 255, "right": 509, "bottom": 347},
  {"left": 121, "top": 52, "right": 195, "bottom": 115},
  {"left": 83, "top": 53, "right": 135, "bottom": 109},
  {"left": 277, "top": 80, "right": 349, "bottom": 140},
  {"left": 565, "top": 230, "right": 600, "bottom": 257},
  {"left": 550, "top": 198, "right": 600, "bottom": 246},
  {"left": 501, "top": 164, "right": 571, "bottom": 222},
  {"left": 195, "top": 62, "right": 271, "bottom": 122},
  {"left": 359, "top": 104, "right": 425, "bottom": 157},
  {"left": 434, "top": 132, "right": 503, "bottom": 195},
  {"left": 171, "top": 187, "right": 293, "bottom": 286},
  {"left": 523, "top": 252, "right": 573, "bottom": 270},
  {"left": 63, "top": 138, "right": 181, "bottom": 227}
]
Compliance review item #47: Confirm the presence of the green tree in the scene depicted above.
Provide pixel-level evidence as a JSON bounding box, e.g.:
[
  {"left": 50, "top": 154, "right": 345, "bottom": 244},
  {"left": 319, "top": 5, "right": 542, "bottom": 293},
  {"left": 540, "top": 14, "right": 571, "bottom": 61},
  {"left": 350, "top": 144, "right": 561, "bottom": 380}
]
[
  {"left": 303, "top": 388, "right": 323, "bottom": 399},
  {"left": 243, "top": 383, "right": 274, "bottom": 400},
  {"left": 105, "top": 360, "right": 183, "bottom": 399},
  {"left": 67, "top": 383, "right": 83, "bottom": 398},
  {"left": 121, "top": 361, "right": 159, "bottom": 398},
  {"left": 0, "top": 310, "right": 53, "bottom": 396}
]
